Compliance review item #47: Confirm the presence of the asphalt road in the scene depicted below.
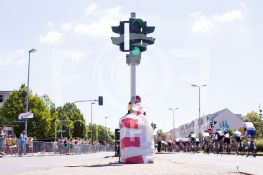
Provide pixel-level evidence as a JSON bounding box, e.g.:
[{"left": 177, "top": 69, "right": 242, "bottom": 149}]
[
  {"left": 0, "top": 152, "right": 262, "bottom": 175},
  {"left": 157, "top": 152, "right": 263, "bottom": 175}
]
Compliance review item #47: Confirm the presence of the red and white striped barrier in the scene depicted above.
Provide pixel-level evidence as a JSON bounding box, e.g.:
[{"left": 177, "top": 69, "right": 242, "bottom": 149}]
[{"left": 119, "top": 104, "right": 154, "bottom": 164}]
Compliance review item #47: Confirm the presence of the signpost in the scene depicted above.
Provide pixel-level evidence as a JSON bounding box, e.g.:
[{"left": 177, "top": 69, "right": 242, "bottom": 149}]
[{"left": 18, "top": 112, "right": 34, "bottom": 120}]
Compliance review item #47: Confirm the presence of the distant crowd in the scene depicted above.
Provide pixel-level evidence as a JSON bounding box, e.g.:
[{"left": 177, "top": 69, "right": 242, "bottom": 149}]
[{"left": 0, "top": 131, "right": 110, "bottom": 157}]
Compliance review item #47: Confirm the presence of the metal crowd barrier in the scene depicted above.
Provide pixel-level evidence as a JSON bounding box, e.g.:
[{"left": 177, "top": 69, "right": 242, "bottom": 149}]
[{"left": 0, "top": 141, "right": 114, "bottom": 156}]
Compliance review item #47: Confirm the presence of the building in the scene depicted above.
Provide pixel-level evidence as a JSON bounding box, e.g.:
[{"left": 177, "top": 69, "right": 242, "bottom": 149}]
[
  {"left": 172, "top": 108, "right": 243, "bottom": 138},
  {"left": 0, "top": 91, "right": 11, "bottom": 107}
]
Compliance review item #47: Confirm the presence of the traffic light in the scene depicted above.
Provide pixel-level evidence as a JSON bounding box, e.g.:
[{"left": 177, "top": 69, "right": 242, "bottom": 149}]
[
  {"left": 210, "top": 120, "right": 217, "bottom": 128},
  {"left": 210, "top": 121, "right": 213, "bottom": 127},
  {"left": 111, "top": 22, "right": 126, "bottom": 52},
  {"left": 98, "top": 96, "right": 103, "bottom": 106},
  {"left": 115, "top": 128, "right": 120, "bottom": 141},
  {"left": 129, "top": 18, "right": 155, "bottom": 56}
]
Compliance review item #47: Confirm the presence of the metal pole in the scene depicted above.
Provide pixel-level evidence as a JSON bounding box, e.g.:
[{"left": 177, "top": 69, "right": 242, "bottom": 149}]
[
  {"left": 25, "top": 51, "right": 31, "bottom": 135},
  {"left": 55, "top": 122, "right": 57, "bottom": 142},
  {"left": 199, "top": 86, "right": 201, "bottom": 133},
  {"left": 60, "top": 122, "right": 63, "bottom": 140},
  {"left": 130, "top": 12, "right": 136, "bottom": 105},
  {"left": 173, "top": 110, "right": 175, "bottom": 140},
  {"left": 131, "top": 63, "right": 136, "bottom": 104},
  {"left": 169, "top": 108, "right": 179, "bottom": 140},
  {"left": 105, "top": 117, "right": 108, "bottom": 144},
  {"left": 91, "top": 102, "right": 95, "bottom": 145}
]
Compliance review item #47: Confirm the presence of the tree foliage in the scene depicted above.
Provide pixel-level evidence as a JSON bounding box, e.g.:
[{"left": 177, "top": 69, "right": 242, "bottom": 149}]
[
  {"left": 0, "top": 84, "right": 52, "bottom": 138},
  {"left": 87, "top": 123, "right": 113, "bottom": 144},
  {"left": 56, "top": 103, "right": 86, "bottom": 139},
  {"left": 0, "top": 84, "right": 113, "bottom": 142}
]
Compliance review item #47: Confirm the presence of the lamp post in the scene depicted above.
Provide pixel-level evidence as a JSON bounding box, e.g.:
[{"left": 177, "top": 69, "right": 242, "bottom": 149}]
[
  {"left": 191, "top": 84, "right": 207, "bottom": 133},
  {"left": 168, "top": 107, "right": 179, "bottom": 141},
  {"left": 25, "top": 48, "right": 37, "bottom": 135},
  {"left": 90, "top": 102, "right": 95, "bottom": 145}
]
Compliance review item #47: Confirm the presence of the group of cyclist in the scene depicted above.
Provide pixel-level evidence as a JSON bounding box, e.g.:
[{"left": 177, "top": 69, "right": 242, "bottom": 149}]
[{"left": 173, "top": 121, "right": 257, "bottom": 156}]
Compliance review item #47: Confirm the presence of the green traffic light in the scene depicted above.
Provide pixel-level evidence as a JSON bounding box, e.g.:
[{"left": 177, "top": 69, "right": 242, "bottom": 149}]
[
  {"left": 132, "top": 19, "right": 144, "bottom": 33},
  {"left": 132, "top": 46, "right": 141, "bottom": 55}
]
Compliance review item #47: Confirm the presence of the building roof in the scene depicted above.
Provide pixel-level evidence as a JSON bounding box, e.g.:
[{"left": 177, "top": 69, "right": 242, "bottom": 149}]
[
  {"left": 0, "top": 91, "right": 12, "bottom": 94},
  {"left": 206, "top": 108, "right": 229, "bottom": 121}
]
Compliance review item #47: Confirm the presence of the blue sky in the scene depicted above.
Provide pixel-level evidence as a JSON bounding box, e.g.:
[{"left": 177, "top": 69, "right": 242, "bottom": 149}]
[{"left": 1, "top": 0, "right": 263, "bottom": 133}]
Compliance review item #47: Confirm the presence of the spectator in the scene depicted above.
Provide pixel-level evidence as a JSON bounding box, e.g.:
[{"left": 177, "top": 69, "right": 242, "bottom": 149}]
[
  {"left": 11, "top": 135, "right": 18, "bottom": 154},
  {"left": 0, "top": 134, "right": 4, "bottom": 154},
  {"left": 28, "top": 137, "right": 33, "bottom": 156},
  {"left": 18, "top": 131, "right": 27, "bottom": 157},
  {"left": 5, "top": 135, "right": 12, "bottom": 154}
]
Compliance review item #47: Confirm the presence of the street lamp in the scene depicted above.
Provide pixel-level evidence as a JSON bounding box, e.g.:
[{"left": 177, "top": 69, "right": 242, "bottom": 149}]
[
  {"left": 168, "top": 107, "right": 179, "bottom": 141},
  {"left": 191, "top": 84, "right": 207, "bottom": 133},
  {"left": 90, "top": 102, "right": 95, "bottom": 145},
  {"left": 25, "top": 48, "right": 37, "bottom": 135}
]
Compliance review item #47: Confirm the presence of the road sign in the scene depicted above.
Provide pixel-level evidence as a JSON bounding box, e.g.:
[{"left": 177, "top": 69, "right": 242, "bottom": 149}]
[{"left": 18, "top": 112, "right": 34, "bottom": 120}]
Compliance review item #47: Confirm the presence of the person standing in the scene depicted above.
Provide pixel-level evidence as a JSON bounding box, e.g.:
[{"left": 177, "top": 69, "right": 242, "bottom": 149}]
[
  {"left": 28, "top": 137, "right": 33, "bottom": 156},
  {"left": 19, "top": 131, "right": 27, "bottom": 157}
]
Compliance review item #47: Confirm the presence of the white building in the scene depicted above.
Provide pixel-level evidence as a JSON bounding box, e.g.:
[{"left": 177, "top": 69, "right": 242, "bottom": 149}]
[
  {"left": 0, "top": 91, "right": 11, "bottom": 107},
  {"left": 172, "top": 108, "right": 243, "bottom": 138}
]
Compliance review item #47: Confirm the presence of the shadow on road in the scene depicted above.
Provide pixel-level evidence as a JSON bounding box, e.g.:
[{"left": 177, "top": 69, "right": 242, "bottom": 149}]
[{"left": 65, "top": 162, "right": 123, "bottom": 168}]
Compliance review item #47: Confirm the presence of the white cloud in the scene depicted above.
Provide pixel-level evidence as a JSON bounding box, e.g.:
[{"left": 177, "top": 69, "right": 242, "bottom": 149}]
[
  {"left": 192, "top": 16, "right": 216, "bottom": 34},
  {"left": 191, "top": 9, "right": 244, "bottom": 35},
  {"left": 213, "top": 10, "right": 243, "bottom": 23},
  {"left": 60, "top": 21, "right": 75, "bottom": 30},
  {"left": 85, "top": 3, "right": 97, "bottom": 15},
  {"left": 39, "top": 31, "right": 64, "bottom": 44},
  {"left": 73, "top": 6, "right": 128, "bottom": 38}
]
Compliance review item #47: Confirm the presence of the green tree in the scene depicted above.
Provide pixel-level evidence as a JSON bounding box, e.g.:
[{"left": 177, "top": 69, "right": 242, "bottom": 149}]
[
  {"left": 87, "top": 123, "right": 113, "bottom": 144},
  {"left": 1, "top": 84, "right": 52, "bottom": 138},
  {"left": 242, "top": 111, "right": 263, "bottom": 138},
  {"left": 56, "top": 103, "right": 86, "bottom": 138},
  {"left": 42, "top": 94, "right": 59, "bottom": 139}
]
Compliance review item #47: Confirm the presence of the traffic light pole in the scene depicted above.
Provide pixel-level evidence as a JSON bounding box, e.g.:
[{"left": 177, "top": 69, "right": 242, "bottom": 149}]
[
  {"left": 130, "top": 61, "right": 136, "bottom": 104},
  {"left": 130, "top": 13, "right": 137, "bottom": 105}
]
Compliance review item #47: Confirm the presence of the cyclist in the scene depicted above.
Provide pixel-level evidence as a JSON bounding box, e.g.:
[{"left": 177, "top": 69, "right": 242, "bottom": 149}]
[
  {"left": 203, "top": 130, "right": 211, "bottom": 153},
  {"left": 242, "top": 121, "right": 257, "bottom": 156},
  {"left": 214, "top": 129, "right": 224, "bottom": 153},
  {"left": 223, "top": 129, "right": 231, "bottom": 154},
  {"left": 233, "top": 130, "right": 242, "bottom": 154},
  {"left": 189, "top": 132, "right": 196, "bottom": 152},
  {"left": 242, "top": 121, "right": 256, "bottom": 138}
]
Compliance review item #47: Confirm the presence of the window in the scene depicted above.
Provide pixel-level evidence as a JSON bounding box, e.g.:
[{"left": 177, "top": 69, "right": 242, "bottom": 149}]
[{"left": 0, "top": 95, "right": 4, "bottom": 103}]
